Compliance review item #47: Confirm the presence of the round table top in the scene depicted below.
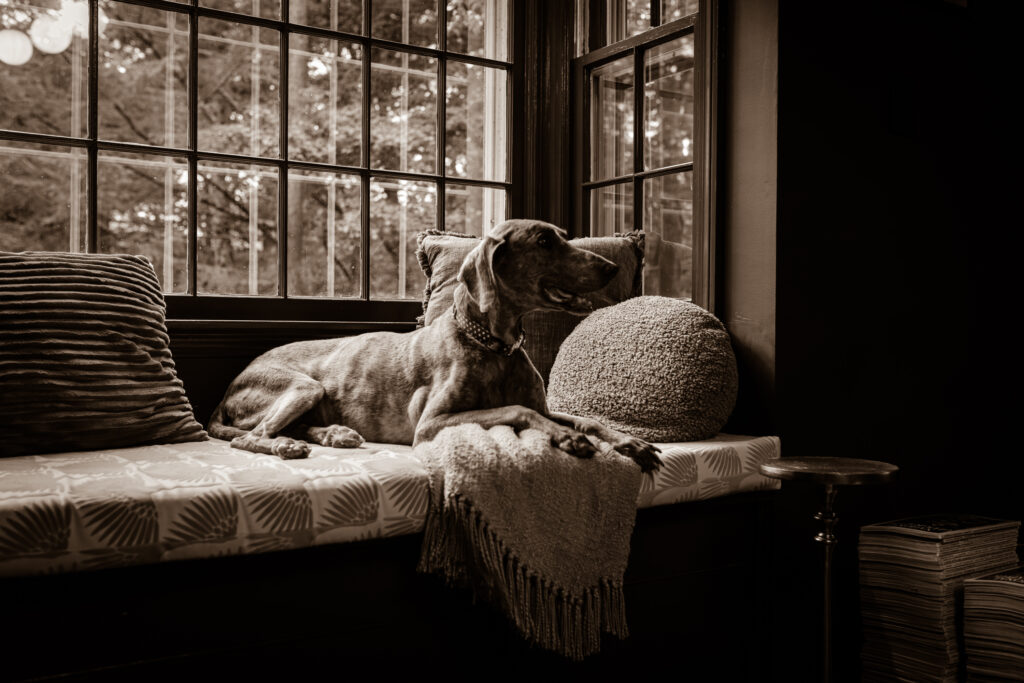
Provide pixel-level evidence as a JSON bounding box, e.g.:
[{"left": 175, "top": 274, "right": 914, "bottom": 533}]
[{"left": 758, "top": 456, "right": 898, "bottom": 486}]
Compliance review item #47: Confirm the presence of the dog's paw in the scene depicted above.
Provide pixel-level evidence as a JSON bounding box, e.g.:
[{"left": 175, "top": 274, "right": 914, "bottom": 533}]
[
  {"left": 271, "top": 437, "right": 311, "bottom": 460},
  {"left": 553, "top": 429, "right": 598, "bottom": 459},
  {"left": 322, "top": 425, "right": 364, "bottom": 448},
  {"left": 612, "top": 435, "right": 662, "bottom": 473}
]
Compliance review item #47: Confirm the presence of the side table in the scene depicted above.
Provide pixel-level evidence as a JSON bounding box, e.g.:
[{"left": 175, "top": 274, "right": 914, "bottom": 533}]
[{"left": 759, "top": 456, "right": 898, "bottom": 683}]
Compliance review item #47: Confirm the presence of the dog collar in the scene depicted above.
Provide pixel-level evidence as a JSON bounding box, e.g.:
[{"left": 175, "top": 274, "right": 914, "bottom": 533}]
[{"left": 452, "top": 304, "right": 526, "bottom": 356}]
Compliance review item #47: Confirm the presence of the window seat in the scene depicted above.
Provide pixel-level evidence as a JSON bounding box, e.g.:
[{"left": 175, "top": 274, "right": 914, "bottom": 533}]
[{"left": 0, "top": 435, "right": 779, "bottom": 578}]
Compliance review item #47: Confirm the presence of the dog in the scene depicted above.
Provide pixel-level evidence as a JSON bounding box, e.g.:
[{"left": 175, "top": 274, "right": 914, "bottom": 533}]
[{"left": 208, "top": 219, "right": 662, "bottom": 472}]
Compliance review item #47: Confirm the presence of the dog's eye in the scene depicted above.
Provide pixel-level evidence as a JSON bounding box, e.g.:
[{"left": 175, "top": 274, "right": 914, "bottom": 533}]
[{"left": 537, "top": 235, "right": 551, "bottom": 248}]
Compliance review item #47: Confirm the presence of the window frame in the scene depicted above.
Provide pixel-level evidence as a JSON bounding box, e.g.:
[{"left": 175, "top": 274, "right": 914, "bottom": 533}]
[
  {"left": 0, "top": 0, "right": 517, "bottom": 323},
  {"left": 572, "top": 0, "right": 716, "bottom": 309}
]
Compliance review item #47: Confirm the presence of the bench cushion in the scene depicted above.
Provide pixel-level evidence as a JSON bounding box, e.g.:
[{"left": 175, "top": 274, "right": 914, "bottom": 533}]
[{"left": 0, "top": 435, "right": 779, "bottom": 577}]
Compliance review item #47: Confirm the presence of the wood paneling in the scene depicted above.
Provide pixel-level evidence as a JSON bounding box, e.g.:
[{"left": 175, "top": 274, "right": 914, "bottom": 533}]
[{"left": 511, "top": 0, "right": 575, "bottom": 230}]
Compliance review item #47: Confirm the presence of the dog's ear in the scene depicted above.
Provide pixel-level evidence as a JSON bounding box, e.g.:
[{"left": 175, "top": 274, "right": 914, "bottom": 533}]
[{"left": 458, "top": 235, "right": 505, "bottom": 313}]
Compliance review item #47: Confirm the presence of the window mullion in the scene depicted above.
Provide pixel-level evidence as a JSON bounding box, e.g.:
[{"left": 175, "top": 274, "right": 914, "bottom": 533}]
[
  {"left": 70, "top": 22, "right": 85, "bottom": 253},
  {"left": 360, "top": 0, "right": 371, "bottom": 301},
  {"left": 692, "top": 0, "right": 715, "bottom": 310},
  {"left": 187, "top": 0, "right": 199, "bottom": 296},
  {"left": 247, "top": 18, "right": 260, "bottom": 295},
  {"left": 437, "top": 0, "right": 446, "bottom": 233},
  {"left": 574, "top": 57, "right": 588, "bottom": 237},
  {"left": 396, "top": 0, "right": 411, "bottom": 297},
  {"left": 162, "top": 12, "right": 178, "bottom": 290},
  {"left": 632, "top": 47, "right": 643, "bottom": 232},
  {"left": 278, "top": 0, "right": 290, "bottom": 299},
  {"left": 87, "top": 0, "right": 99, "bottom": 254}
]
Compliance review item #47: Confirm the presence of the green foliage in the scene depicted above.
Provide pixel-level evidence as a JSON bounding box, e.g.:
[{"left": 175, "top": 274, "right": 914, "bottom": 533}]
[{"left": 0, "top": 0, "right": 505, "bottom": 300}]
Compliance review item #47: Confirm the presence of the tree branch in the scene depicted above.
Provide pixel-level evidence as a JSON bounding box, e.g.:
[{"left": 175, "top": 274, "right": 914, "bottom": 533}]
[{"left": 113, "top": 102, "right": 157, "bottom": 145}]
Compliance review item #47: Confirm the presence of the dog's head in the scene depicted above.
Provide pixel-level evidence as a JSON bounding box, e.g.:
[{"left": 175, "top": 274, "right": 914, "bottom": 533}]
[{"left": 457, "top": 219, "right": 618, "bottom": 315}]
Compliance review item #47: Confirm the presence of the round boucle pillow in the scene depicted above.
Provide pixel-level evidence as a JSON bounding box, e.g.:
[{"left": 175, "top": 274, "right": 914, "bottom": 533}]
[{"left": 547, "top": 296, "right": 738, "bottom": 442}]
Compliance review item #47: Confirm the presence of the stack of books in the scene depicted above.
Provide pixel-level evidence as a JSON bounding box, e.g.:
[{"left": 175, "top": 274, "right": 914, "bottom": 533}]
[
  {"left": 963, "top": 565, "right": 1024, "bottom": 681},
  {"left": 859, "top": 514, "right": 1021, "bottom": 682}
]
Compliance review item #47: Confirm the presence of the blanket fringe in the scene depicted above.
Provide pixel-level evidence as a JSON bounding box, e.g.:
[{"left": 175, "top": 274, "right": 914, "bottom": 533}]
[{"left": 418, "top": 494, "right": 629, "bottom": 661}]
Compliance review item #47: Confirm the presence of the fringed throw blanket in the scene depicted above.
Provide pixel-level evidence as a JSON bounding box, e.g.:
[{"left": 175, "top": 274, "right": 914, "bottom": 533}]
[{"left": 415, "top": 424, "right": 642, "bottom": 660}]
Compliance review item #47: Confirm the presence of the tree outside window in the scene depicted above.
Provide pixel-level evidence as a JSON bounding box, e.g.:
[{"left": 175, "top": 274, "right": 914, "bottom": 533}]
[{"left": 0, "top": 0, "right": 510, "bottom": 307}]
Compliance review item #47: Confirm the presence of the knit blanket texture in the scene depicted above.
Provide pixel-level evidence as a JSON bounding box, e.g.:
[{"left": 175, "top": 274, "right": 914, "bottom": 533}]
[{"left": 414, "top": 423, "right": 642, "bottom": 660}]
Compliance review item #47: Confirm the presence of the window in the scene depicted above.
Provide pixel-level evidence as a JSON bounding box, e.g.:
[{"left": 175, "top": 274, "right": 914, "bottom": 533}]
[
  {"left": 0, "top": 0, "right": 511, "bottom": 320},
  {"left": 573, "top": 0, "right": 713, "bottom": 305}
]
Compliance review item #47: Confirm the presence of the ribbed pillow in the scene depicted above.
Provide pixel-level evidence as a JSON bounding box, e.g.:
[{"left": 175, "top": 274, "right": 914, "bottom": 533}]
[
  {"left": 0, "top": 251, "right": 207, "bottom": 457},
  {"left": 415, "top": 230, "right": 644, "bottom": 383},
  {"left": 547, "top": 296, "right": 738, "bottom": 442}
]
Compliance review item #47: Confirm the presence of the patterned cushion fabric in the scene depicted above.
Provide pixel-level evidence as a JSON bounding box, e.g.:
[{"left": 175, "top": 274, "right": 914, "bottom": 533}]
[
  {"left": 547, "top": 296, "right": 739, "bottom": 442},
  {"left": 637, "top": 435, "right": 780, "bottom": 508},
  {"left": 0, "top": 251, "right": 207, "bottom": 457},
  {"left": 414, "top": 230, "right": 644, "bottom": 383},
  {"left": 0, "top": 435, "right": 779, "bottom": 578}
]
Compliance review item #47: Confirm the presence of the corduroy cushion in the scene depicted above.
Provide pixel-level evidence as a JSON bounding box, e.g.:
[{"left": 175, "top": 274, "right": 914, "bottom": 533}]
[
  {"left": 415, "top": 230, "right": 644, "bottom": 383},
  {"left": 0, "top": 251, "right": 207, "bottom": 457},
  {"left": 547, "top": 296, "right": 738, "bottom": 442}
]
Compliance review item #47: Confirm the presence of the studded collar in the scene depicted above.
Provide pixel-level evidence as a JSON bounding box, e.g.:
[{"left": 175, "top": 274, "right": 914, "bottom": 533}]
[{"left": 452, "top": 304, "right": 526, "bottom": 356}]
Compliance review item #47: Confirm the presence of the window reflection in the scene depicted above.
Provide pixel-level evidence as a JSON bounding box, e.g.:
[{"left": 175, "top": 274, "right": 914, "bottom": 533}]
[
  {"left": 644, "top": 34, "right": 694, "bottom": 170},
  {"left": 369, "top": 178, "right": 434, "bottom": 299},
  {"left": 642, "top": 171, "right": 692, "bottom": 298},
  {"left": 590, "top": 57, "right": 633, "bottom": 181}
]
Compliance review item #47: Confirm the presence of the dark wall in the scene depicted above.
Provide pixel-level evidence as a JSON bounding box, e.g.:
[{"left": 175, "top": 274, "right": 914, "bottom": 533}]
[
  {"left": 765, "top": 1, "right": 1020, "bottom": 680},
  {"left": 776, "top": 0, "right": 1021, "bottom": 520},
  {"left": 776, "top": 0, "right": 1003, "bottom": 517},
  {"left": 511, "top": 0, "right": 575, "bottom": 229},
  {"left": 717, "top": 0, "right": 779, "bottom": 438}
]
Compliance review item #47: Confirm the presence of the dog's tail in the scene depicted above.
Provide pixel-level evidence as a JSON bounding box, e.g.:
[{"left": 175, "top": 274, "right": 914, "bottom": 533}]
[{"left": 207, "top": 403, "right": 248, "bottom": 441}]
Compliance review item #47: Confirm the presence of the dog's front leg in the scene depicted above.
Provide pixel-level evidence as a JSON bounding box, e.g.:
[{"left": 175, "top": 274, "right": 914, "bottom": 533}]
[
  {"left": 548, "top": 412, "right": 662, "bottom": 472},
  {"left": 415, "top": 405, "right": 599, "bottom": 460},
  {"left": 229, "top": 380, "right": 326, "bottom": 459}
]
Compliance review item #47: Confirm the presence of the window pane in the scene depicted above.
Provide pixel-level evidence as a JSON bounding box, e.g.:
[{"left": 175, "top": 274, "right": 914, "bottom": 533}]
[
  {"left": 99, "top": 2, "right": 188, "bottom": 148},
  {"left": 288, "top": 37, "right": 361, "bottom": 166},
  {"left": 0, "top": 0, "right": 87, "bottom": 137},
  {"left": 197, "top": 162, "right": 279, "bottom": 295},
  {"left": 644, "top": 34, "right": 694, "bottom": 171},
  {"left": 198, "top": 19, "right": 280, "bottom": 158},
  {"left": 370, "top": 48, "right": 437, "bottom": 174},
  {"left": 606, "top": 0, "right": 652, "bottom": 45},
  {"left": 659, "top": 0, "right": 699, "bottom": 22},
  {"left": 288, "top": 0, "right": 362, "bottom": 33},
  {"left": 445, "top": 184, "right": 505, "bottom": 236},
  {"left": 200, "top": 0, "right": 281, "bottom": 22},
  {"left": 97, "top": 152, "right": 187, "bottom": 293},
  {"left": 288, "top": 170, "right": 361, "bottom": 298},
  {"left": 445, "top": 60, "right": 506, "bottom": 181},
  {"left": 369, "top": 177, "right": 433, "bottom": 299},
  {"left": 0, "top": 141, "right": 86, "bottom": 252},
  {"left": 446, "top": 0, "right": 508, "bottom": 62},
  {"left": 590, "top": 57, "right": 632, "bottom": 181},
  {"left": 371, "top": 0, "right": 437, "bottom": 49},
  {"left": 589, "top": 182, "right": 633, "bottom": 237},
  {"left": 642, "top": 171, "right": 692, "bottom": 298}
]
